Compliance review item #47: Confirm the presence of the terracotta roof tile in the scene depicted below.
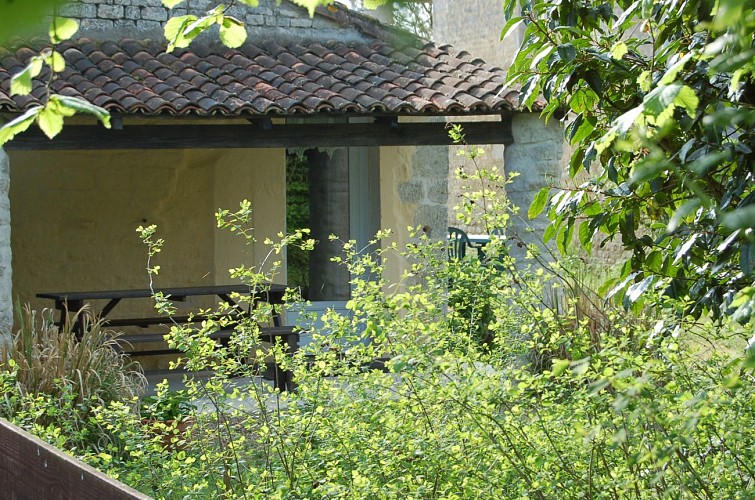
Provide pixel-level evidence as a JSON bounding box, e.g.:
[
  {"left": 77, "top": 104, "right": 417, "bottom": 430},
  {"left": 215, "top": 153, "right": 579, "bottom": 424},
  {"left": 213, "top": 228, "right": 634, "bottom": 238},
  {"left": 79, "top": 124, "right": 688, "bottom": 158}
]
[{"left": 0, "top": 34, "right": 524, "bottom": 117}]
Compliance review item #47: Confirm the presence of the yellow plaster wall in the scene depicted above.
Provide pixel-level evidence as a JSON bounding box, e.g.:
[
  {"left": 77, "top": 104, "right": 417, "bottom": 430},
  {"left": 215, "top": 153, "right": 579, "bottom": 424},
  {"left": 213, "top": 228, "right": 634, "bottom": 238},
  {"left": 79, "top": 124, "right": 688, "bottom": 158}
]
[
  {"left": 379, "top": 145, "right": 416, "bottom": 288},
  {"left": 8, "top": 148, "right": 286, "bottom": 317},
  {"left": 213, "top": 148, "right": 287, "bottom": 285}
]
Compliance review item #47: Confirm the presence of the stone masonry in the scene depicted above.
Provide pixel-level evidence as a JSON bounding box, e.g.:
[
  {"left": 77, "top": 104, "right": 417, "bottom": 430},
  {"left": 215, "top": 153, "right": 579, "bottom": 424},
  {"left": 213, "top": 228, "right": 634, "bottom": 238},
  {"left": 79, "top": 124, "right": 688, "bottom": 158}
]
[
  {"left": 0, "top": 147, "right": 11, "bottom": 341},
  {"left": 504, "top": 114, "right": 565, "bottom": 260},
  {"left": 51, "top": 0, "right": 347, "bottom": 42},
  {"left": 397, "top": 145, "right": 450, "bottom": 239}
]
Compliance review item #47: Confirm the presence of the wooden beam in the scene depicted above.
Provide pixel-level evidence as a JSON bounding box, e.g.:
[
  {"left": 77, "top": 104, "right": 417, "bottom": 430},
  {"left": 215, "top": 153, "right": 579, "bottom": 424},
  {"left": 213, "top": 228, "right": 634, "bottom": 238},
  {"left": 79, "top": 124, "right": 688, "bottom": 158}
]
[{"left": 4, "top": 119, "right": 513, "bottom": 151}]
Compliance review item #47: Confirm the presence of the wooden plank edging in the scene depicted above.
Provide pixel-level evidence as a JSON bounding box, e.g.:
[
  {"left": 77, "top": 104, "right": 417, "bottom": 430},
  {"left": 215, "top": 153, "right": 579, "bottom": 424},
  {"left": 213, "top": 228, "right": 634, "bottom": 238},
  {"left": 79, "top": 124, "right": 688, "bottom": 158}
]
[{"left": 0, "top": 418, "right": 150, "bottom": 499}]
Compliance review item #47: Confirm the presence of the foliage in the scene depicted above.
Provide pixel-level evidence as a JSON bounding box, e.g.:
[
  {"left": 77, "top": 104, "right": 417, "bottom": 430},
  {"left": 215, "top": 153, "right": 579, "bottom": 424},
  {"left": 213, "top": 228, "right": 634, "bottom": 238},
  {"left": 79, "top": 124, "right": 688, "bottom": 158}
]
[
  {"left": 358, "top": 0, "right": 433, "bottom": 38},
  {"left": 505, "top": 0, "right": 755, "bottom": 330},
  {"left": 0, "top": 0, "right": 59, "bottom": 44},
  {"left": 3, "top": 167, "right": 754, "bottom": 498},
  {"left": 140, "top": 382, "right": 196, "bottom": 421},
  {"left": 0, "top": 15, "right": 111, "bottom": 146},
  {"left": 0, "top": 304, "right": 146, "bottom": 451},
  {"left": 100, "top": 180, "right": 754, "bottom": 497},
  {"left": 0, "top": 304, "right": 145, "bottom": 410},
  {"left": 286, "top": 153, "right": 311, "bottom": 295}
]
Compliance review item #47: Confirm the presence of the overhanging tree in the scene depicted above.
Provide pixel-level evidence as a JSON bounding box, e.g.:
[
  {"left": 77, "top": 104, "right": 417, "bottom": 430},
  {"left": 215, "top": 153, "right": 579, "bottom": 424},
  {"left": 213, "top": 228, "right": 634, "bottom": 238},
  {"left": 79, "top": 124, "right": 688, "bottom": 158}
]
[{"left": 505, "top": 0, "right": 754, "bottom": 332}]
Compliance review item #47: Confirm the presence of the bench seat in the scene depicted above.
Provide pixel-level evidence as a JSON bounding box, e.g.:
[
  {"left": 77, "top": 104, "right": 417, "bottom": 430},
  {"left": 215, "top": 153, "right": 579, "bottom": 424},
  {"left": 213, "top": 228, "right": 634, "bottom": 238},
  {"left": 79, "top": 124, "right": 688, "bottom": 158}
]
[{"left": 116, "top": 326, "right": 298, "bottom": 391}]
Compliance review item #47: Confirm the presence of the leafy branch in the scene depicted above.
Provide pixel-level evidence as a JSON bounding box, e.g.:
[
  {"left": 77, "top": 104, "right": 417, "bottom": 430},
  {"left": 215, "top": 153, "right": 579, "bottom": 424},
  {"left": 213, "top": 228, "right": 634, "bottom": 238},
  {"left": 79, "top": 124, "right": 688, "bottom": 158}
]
[{"left": 0, "top": 16, "right": 110, "bottom": 146}]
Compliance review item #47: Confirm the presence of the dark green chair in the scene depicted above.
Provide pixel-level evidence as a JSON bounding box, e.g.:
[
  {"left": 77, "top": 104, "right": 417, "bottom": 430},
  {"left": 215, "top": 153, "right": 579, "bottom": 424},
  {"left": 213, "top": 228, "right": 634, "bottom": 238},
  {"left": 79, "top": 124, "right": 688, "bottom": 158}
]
[{"left": 448, "top": 227, "right": 473, "bottom": 260}]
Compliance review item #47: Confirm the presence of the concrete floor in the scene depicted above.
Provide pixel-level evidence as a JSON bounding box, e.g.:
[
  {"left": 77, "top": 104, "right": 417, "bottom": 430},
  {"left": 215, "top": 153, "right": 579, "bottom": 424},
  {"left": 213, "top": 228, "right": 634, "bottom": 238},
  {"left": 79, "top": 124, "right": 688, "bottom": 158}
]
[{"left": 143, "top": 369, "right": 285, "bottom": 413}]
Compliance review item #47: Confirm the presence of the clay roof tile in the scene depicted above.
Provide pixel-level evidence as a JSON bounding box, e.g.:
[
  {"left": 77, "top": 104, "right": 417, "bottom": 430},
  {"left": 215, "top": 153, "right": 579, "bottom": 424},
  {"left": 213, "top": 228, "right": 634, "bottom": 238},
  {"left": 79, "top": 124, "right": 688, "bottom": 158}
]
[{"left": 0, "top": 34, "right": 525, "bottom": 117}]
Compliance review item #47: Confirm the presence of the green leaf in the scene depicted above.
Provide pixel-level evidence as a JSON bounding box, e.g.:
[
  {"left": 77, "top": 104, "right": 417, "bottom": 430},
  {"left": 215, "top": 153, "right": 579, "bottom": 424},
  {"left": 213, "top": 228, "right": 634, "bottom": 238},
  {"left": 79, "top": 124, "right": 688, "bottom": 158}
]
[
  {"left": 543, "top": 222, "right": 557, "bottom": 243},
  {"left": 500, "top": 16, "right": 524, "bottom": 41},
  {"left": 184, "top": 12, "right": 220, "bottom": 36},
  {"left": 741, "top": 241, "right": 755, "bottom": 276},
  {"left": 551, "top": 358, "right": 570, "bottom": 376},
  {"left": 290, "top": 0, "right": 331, "bottom": 17},
  {"left": 731, "top": 287, "right": 755, "bottom": 325},
  {"left": 643, "top": 83, "right": 681, "bottom": 117},
  {"left": 688, "top": 150, "right": 729, "bottom": 175},
  {"left": 37, "top": 105, "right": 65, "bottom": 139},
  {"left": 673, "top": 233, "right": 699, "bottom": 264},
  {"left": 556, "top": 223, "right": 574, "bottom": 255},
  {"left": 711, "top": 0, "right": 745, "bottom": 31},
  {"left": 571, "top": 357, "right": 590, "bottom": 376},
  {"left": 607, "top": 271, "right": 638, "bottom": 301},
  {"left": 10, "top": 57, "right": 44, "bottom": 96},
  {"left": 0, "top": 0, "right": 55, "bottom": 44},
  {"left": 568, "top": 113, "right": 596, "bottom": 145},
  {"left": 721, "top": 206, "right": 755, "bottom": 231},
  {"left": 673, "top": 85, "right": 698, "bottom": 117},
  {"left": 628, "top": 160, "right": 668, "bottom": 187},
  {"left": 578, "top": 221, "right": 593, "bottom": 253},
  {"left": 645, "top": 250, "right": 663, "bottom": 272},
  {"left": 528, "top": 187, "right": 550, "bottom": 219},
  {"left": 743, "top": 340, "right": 755, "bottom": 368},
  {"left": 616, "top": 2, "right": 640, "bottom": 28},
  {"left": 667, "top": 199, "right": 702, "bottom": 232},
  {"left": 583, "top": 201, "right": 602, "bottom": 216},
  {"left": 660, "top": 53, "right": 693, "bottom": 85},
  {"left": 162, "top": 0, "right": 186, "bottom": 7},
  {"left": 614, "top": 106, "right": 644, "bottom": 135},
  {"left": 219, "top": 16, "right": 247, "bottom": 48},
  {"left": 610, "top": 42, "right": 628, "bottom": 60},
  {"left": 519, "top": 74, "right": 540, "bottom": 108},
  {"left": 48, "top": 17, "right": 78, "bottom": 44},
  {"left": 625, "top": 275, "right": 655, "bottom": 303},
  {"left": 164, "top": 15, "right": 199, "bottom": 51},
  {"left": 52, "top": 95, "right": 111, "bottom": 127},
  {"left": 569, "top": 88, "right": 598, "bottom": 113},
  {"left": 637, "top": 70, "right": 651, "bottom": 92},
  {"left": 0, "top": 107, "right": 42, "bottom": 145},
  {"left": 47, "top": 96, "right": 76, "bottom": 118},
  {"left": 49, "top": 50, "right": 66, "bottom": 73},
  {"left": 557, "top": 43, "right": 577, "bottom": 62},
  {"left": 530, "top": 46, "right": 554, "bottom": 71}
]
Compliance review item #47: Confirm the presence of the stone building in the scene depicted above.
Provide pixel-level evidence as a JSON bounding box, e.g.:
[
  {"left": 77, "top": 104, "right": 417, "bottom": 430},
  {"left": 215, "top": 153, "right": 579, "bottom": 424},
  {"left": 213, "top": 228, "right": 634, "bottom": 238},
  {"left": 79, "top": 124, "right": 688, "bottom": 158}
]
[{"left": 0, "top": 0, "right": 564, "bottom": 344}]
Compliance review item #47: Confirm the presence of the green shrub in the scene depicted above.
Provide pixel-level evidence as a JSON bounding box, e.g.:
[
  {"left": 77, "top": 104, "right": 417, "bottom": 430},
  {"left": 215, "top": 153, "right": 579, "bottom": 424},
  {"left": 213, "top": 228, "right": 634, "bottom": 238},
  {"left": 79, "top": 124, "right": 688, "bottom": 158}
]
[
  {"left": 119, "top": 213, "right": 754, "bottom": 498},
  {"left": 0, "top": 304, "right": 145, "bottom": 406},
  {"left": 140, "top": 383, "right": 196, "bottom": 422},
  {"left": 0, "top": 304, "right": 146, "bottom": 450},
  {"left": 18, "top": 173, "right": 752, "bottom": 497}
]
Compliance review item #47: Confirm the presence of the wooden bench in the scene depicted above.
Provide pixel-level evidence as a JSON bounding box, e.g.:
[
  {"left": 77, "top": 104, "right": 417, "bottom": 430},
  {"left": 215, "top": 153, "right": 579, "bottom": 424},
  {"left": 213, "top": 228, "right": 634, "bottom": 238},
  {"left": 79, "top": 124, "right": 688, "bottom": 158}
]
[
  {"left": 37, "top": 285, "right": 297, "bottom": 391},
  {"left": 117, "top": 325, "right": 299, "bottom": 392}
]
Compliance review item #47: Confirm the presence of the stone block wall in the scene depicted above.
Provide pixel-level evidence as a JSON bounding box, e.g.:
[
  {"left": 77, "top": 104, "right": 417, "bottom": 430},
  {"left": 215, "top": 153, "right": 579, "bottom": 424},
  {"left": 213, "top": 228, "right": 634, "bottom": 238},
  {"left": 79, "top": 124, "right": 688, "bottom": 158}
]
[
  {"left": 433, "top": 0, "right": 524, "bottom": 75},
  {"left": 397, "top": 145, "right": 449, "bottom": 239},
  {"left": 0, "top": 148, "right": 10, "bottom": 339},
  {"left": 48, "top": 0, "right": 346, "bottom": 42},
  {"left": 504, "top": 114, "right": 565, "bottom": 260}
]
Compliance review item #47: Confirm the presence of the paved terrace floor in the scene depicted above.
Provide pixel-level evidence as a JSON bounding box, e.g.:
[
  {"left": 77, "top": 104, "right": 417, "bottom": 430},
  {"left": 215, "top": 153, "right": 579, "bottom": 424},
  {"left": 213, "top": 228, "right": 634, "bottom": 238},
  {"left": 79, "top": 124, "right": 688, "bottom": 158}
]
[{"left": 143, "top": 369, "right": 287, "bottom": 413}]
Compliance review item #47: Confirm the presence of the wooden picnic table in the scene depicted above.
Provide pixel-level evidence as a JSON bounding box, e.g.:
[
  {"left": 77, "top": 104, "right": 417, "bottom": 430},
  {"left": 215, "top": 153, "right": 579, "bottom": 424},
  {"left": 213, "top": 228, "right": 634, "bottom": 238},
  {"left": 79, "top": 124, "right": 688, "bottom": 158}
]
[{"left": 36, "top": 284, "right": 298, "bottom": 391}]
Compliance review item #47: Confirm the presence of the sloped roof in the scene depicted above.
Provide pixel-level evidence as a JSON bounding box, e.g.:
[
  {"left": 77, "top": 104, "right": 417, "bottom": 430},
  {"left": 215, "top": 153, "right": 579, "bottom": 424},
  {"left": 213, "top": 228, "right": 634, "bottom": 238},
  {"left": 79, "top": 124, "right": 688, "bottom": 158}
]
[{"left": 0, "top": 6, "right": 523, "bottom": 118}]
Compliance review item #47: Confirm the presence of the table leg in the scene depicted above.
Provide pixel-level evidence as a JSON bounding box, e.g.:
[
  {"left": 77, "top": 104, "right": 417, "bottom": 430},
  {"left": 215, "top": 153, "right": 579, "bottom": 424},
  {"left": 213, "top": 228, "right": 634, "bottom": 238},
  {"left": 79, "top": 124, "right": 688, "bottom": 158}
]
[
  {"left": 56, "top": 299, "right": 85, "bottom": 340},
  {"left": 270, "top": 334, "right": 297, "bottom": 392}
]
